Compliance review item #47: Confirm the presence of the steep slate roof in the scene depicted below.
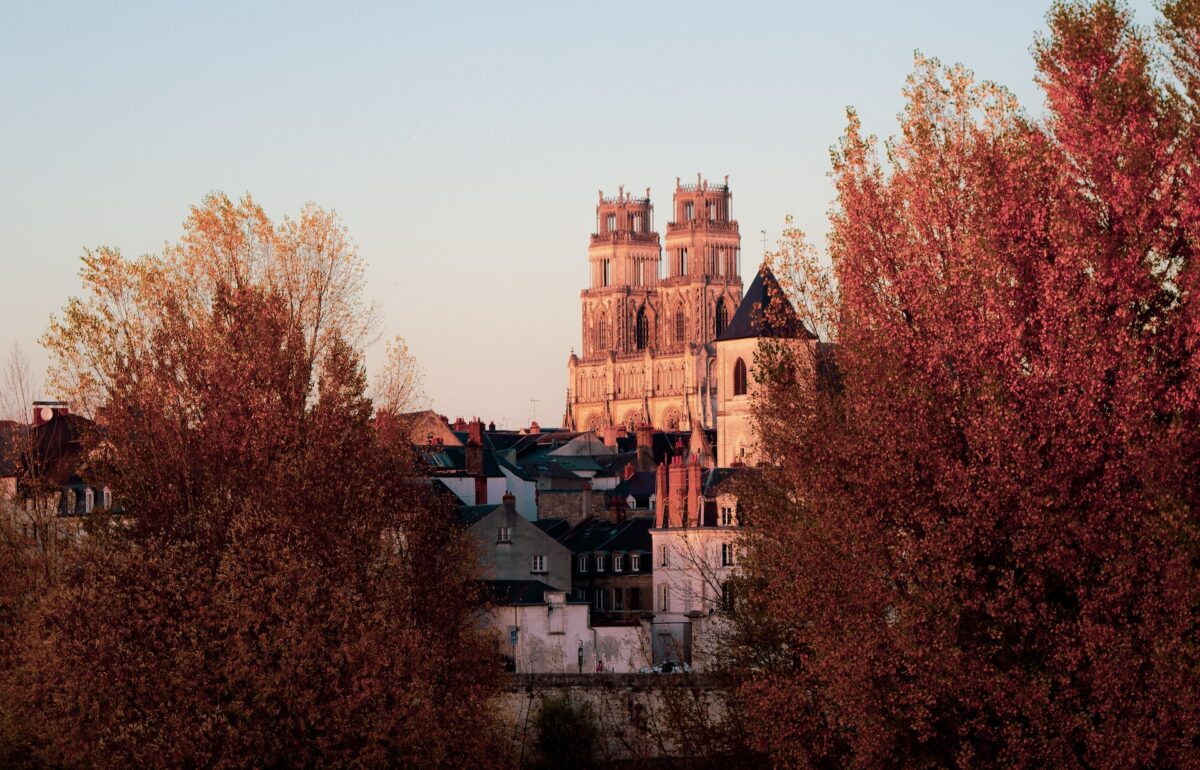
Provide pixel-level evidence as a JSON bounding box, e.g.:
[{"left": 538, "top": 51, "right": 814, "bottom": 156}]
[
  {"left": 532, "top": 518, "right": 571, "bottom": 539},
  {"left": 610, "top": 471, "right": 657, "bottom": 507},
  {"left": 482, "top": 579, "right": 560, "bottom": 606},
  {"left": 557, "top": 515, "right": 653, "bottom": 556},
  {"left": 715, "top": 264, "right": 815, "bottom": 342},
  {"left": 454, "top": 503, "right": 498, "bottom": 528}
]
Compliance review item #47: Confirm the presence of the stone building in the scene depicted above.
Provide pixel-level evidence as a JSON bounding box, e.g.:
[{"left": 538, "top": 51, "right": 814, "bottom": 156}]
[
  {"left": 565, "top": 175, "right": 744, "bottom": 433},
  {"left": 713, "top": 263, "right": 816, "bottom": 466}
]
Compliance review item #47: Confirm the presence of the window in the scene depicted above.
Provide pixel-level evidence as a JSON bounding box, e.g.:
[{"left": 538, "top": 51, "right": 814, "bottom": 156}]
[
  {"left": 675, "top": 308, "right": 685, "bottom": 344},
  {"left": 84, "top": 488, "right": 94, "bottom": 513},
  {"left": 680, "top": 248, "right": 689, "bottom": 275},
  {"left": 595, "top": 589, "right": 606, "bottom": 610},
  {"left": 598, "top": 313, "right": 608, "bottom": 349},
  {"left": 575, "top": 587, "right": 587, "bottom": 601},
  {"left": 531, "top": 555, "right": 546, "bottom": 573},
  {"left": 595, "top": 554, "right": 605, "bottom": 573},
  {"left": 721, "top": 506, "right": 733, "bottom": 527},
  {"left": 722, "top": 543, "right": 735, "bottom": 567},
  {"left": 613, "top": 554, "right": 624, "bottom": 572},
  {"left": 613, "top": 589, "right": 624, "bottom": 611},
  {"left": 635, "top": 308, "right": 649, "bottom": 350},
  {"left": 659, "top": 545, "right": 669, "bottom": 567},
  {"left": 629, "top": 587, "right": 641, "bottom": 609},
  {"left": 715, "top": 299, "right": 728, "bottom": 337},
  {"left": 606, "top": 213, "right": 616, "bottom": 231},
  {"left": 602, "top": 259, "right": 611, "bottom": 287},
  {"left": 497, "top": 526, "right": 511, "bottom": 543},
  {"left": 101, "top": 487, "right": 112, "bottom": 509},
  {"left": 659, "top": 583, "right": 670, "bottom": 612},
  {"left": 684, "top": 201, "right": 694, "bottom": 220},
  {"left": 733, "top": 357, "right": 748, "bottom": 396},
  {"left": 721, "top": 582, "right": 734, "bottom": 612},
  {"left": 630, "top": 553, "right": 641, "bottom": 572},
  {"left": 578, "top": 555, "right": 588, "bottom": 573}
]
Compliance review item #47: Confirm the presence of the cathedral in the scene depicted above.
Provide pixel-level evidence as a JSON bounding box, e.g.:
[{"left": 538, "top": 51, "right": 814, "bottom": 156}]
[{"left": 565, "top": 175, "right": 744, "bottom": 433}]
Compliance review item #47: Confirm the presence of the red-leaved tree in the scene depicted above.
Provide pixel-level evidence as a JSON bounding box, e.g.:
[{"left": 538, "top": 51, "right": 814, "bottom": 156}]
[
  {"left": 1, "top": 194, "right": 505, "bottom": 768},
  {"left": 736, "top": 2, "right": 1200, "bottom": 767}
]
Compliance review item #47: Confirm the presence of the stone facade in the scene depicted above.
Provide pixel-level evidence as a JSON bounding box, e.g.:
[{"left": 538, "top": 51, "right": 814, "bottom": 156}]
[{"left": 565, "top": 175, "right": 744, "bottom": 433}]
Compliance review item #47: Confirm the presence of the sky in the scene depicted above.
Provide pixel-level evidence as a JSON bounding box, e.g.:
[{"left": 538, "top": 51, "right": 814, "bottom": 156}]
[{"left": 0, "top": 0, "right": 1159, "bottom": 428}]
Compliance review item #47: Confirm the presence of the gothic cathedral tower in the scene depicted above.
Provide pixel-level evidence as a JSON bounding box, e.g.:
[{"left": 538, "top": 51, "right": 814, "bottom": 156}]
[{"left": 566, "top": 176, "right": 743, "bottom": 434}]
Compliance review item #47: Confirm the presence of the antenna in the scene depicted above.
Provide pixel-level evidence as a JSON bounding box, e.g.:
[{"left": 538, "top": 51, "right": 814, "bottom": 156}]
[
  {"left": 529, "top": 398, "right": 540, "bottom": 423},
  {"left": 760, "top": 229, "right": 768, "bottom": 257}
]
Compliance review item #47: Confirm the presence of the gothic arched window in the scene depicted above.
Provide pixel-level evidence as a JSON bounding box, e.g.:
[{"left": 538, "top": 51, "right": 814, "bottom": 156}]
[
  {"left": 715, "top": 298, "right": 728, "bottom": 337},
  {"left": 635, "top": 308, "right": 649, "bottom": 350},
  {"left": 598, "top": 312, "right": 608, "bottom": 350},
  {"left": 675, "top": 307, "right": 685, "bottom": 344},
  {"left": 733, "top": 357, "right": 748, "bottom": 396}
]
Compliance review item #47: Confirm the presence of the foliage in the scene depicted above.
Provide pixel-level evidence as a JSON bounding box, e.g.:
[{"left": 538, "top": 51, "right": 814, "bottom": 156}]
[
  {"left": 736, "top": 2, "right": 1200, "bottom": 767},
  {"left": 533, "top": 695, "right": 598, "bottom": 770},
  {"left": 1, "top": 194, "right": 504, "bottom": 768}
]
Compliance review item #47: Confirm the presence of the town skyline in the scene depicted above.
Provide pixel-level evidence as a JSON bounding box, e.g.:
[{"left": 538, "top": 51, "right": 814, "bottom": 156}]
[{"left": 0, "top": 1, "right": 1157, "bottom": 425}]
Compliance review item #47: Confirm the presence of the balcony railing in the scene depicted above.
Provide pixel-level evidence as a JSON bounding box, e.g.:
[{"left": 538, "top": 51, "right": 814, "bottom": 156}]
[
  {"left": 665, "top": 220, "right": 738, "bottom": 233},
  {"left": 591, "top": 231, "right": 660, "bottom": 244}
]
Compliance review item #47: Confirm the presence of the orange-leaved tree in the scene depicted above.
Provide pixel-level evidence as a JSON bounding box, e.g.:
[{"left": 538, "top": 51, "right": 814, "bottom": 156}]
[
  {"left": 736, "top": 2, "right": 1200, "bottom": 767},
  {"left": 3, "top": 193, "right": 505, "bottom": 769}
]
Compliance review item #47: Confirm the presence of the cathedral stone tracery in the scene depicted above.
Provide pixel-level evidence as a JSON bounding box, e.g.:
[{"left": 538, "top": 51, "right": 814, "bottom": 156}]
[{"left": 565, "top": 176, "right": 743, "bottom": 432}]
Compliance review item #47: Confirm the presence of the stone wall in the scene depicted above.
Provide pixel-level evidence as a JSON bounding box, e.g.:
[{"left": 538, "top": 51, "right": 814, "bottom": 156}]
[{"left": 497, "top": 673, "right": 751, "bottom": 767}]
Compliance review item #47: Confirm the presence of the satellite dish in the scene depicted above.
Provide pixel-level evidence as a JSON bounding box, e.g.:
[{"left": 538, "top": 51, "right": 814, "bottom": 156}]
[{"left": 39, "top": 406, "right": 54, "bottom": 422}]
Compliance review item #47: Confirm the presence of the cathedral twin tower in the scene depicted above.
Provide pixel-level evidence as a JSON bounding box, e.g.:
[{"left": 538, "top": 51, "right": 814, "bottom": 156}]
[{"left": 565, "top": 175, "right": 744, "bottom": 434}]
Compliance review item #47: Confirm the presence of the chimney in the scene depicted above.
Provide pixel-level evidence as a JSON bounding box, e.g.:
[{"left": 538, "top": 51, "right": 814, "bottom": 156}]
[
  {"left": 622, "top": 462, "right": 635, "bottom": 481},
  {"left": 687, "top": 454, "right": 702, "bottom": 527},
  {"left": 467, "top": 418, "right": 483, "bottom": 446},
  {"left": 655, "top": 462, "right": 667, "bottom": 528},
  {"left": 467, "top": 417, "right": 485, "bottom": 501},
  {"left": 581, "top": 480, "right": 592, "bottom": 521},
  {"left": 502, "top": 491, "right": 516, "bottom": 516},
  {"left": 488, "top": 421, "right": 496, "bottom": 431},
  {"left": 635, "top": 423, "right": 654, "bottom": 471},
  {"left": 529, "top": 421, "right": 541, "bottom": 434},
  {"left": 668, "top": 455, "right": 686, "bottom": 528},
  {"left": 606, "top": 495, "right": 625, "bottom": 525}
]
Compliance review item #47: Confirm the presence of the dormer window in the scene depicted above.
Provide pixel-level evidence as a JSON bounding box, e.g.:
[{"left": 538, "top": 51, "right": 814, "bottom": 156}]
[
  {"left": 578, "top": 555, "right": 588, "bottom": 573},
  {"left": 630, "top": 553, "right": 641, "bottom": 572},
  {"left": 595, "top": 554, "right": 605, "bottom": 573},
  {"left": 84, "top": 488, "right": 94, "bottom": 513},
  {"left": 613, "top": 554, "right": 623, "bottom": 572},
  {"left": 497, "top": 526, "right": 511, "bottom": 543}
]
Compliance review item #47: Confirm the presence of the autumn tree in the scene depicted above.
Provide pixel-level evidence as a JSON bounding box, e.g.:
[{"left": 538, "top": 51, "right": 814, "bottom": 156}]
[
  {"left": 735, "top": 2, "right": 1200, "bottom": 767},
  {"left": 3, "top": 193, "right": 505, "bottom": 768}
]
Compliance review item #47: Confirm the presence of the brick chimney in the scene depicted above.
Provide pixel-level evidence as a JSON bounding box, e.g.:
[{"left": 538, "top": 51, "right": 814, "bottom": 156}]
[
  {"left": 668, "top": 455, "right": 686, "bottom": 528},
  {"left": 687, "top": 454, "right": 702, "bottom": 526},
  {"left": 502, "top": 491, "right": 516, "bottom": 516},
  {"left": 655, "top": 462, "right": 667, "bottom": 528},
  {"left": 606, "top": 495, "right": 626, "bottom": 525},
  {"left": 635, "top": 423, "right": 654, "bottom": 471},
  {"left": 529, "top": 421, "right": 541, "bottom": 434},
  {"left": 467, "top": 418, "right": 486, "bottom": 504}
]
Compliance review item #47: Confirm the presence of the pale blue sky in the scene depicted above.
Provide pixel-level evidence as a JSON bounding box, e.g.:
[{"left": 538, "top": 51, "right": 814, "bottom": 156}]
[{"left": 0, "top": 1, "right": 1157, "bottom": 427}]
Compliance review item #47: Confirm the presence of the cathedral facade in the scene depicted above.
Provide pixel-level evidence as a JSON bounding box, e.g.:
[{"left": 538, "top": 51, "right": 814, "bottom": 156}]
[{"left": 565, "top": 175, "right": 743, "bottom": 433}]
